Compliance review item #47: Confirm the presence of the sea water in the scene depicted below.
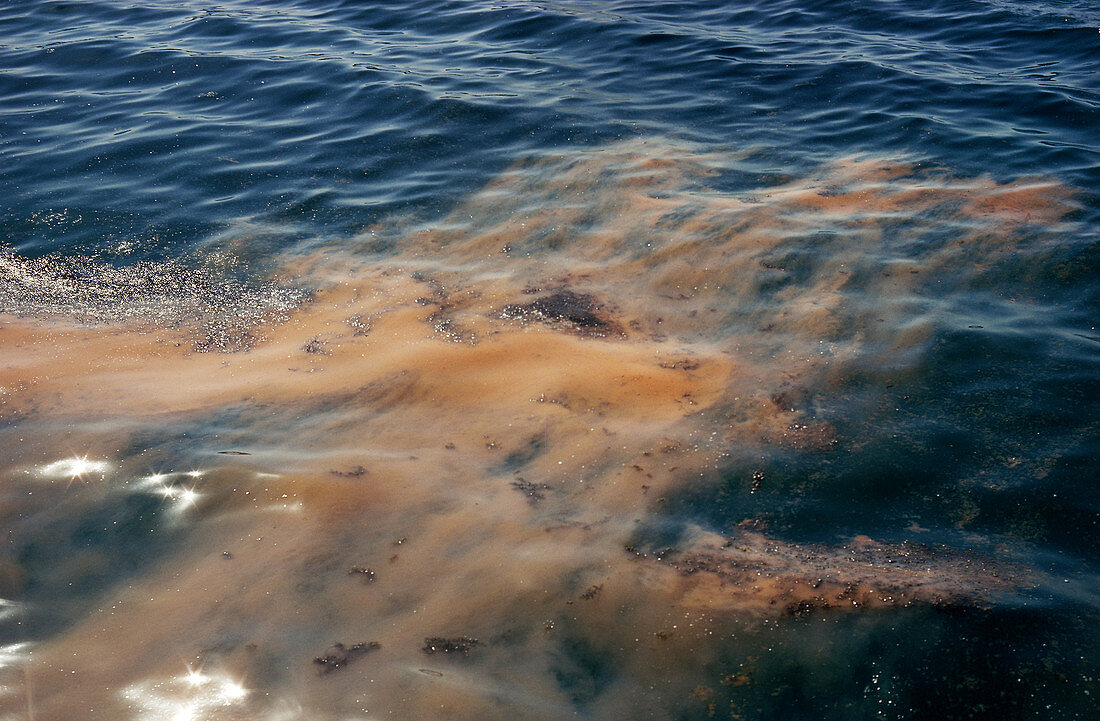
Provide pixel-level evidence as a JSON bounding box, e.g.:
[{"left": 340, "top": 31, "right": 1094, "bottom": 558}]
[{"left": 0, "top": 1, "right": 1098, "bottom": 719}]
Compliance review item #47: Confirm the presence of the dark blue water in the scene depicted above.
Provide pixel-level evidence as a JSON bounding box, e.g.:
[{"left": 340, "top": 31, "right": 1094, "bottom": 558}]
[
  {"left": 4, "top": 0, "right": 1097, "bottom": 260},
  {"left": 1, "top": 1, "right": 1098, "bottom": 719}
]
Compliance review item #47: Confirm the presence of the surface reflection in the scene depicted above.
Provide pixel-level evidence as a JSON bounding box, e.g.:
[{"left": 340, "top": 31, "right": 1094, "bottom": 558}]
[
  {"left": 120, "top": 666, "right": 247, "bottom": 721},
  {"left": 37, "top": 457, "right": 112, "bottom": 482},
  {"left": 138, "top": 472, "right": 203, "bottom": 515}
]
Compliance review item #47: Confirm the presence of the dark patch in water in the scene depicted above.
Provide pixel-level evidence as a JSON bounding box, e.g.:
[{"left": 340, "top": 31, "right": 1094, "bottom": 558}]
[
  {"left": 347, "top": 566, "right": 375, "bottom": 582},
  {"left": 552, "top": 635, "right": 616, "bottom": 705},
  {"left": 7, "top": 489, "right": 179, "bottom": 640},
  {"left": 625, "top": 517, "right": 691, "bottom": 554},
  {"left": 302, "top": 336, "right": 331, "bottom": 355},
  {"left": 422, "top": 636, "right": 480, "bottom": 656},
  {"left": 501, "top": 290, "right": 620, "bottom": 336},
  {"left": 498, "top": 432, "right": 548, "bottom": 472},
  {"left": 313, "top": 641, "right": 381, "bottom": 672},
  {"left": 658, "top": 358, "right": 701, "bottom": 371},
  {"left": 330, "top": 466, "right": 367, "bottom": 478},
  {"left": 784, "top": 597, "right": 829, "bottom": 619},
  {"left": 511, "top": 478, "right": 551, "bottom": 505}
]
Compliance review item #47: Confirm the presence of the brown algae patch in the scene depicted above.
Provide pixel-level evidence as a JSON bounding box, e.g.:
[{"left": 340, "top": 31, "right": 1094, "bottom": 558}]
[{"left": 0, "top": 139, "right": 1079, "bottom": 720}]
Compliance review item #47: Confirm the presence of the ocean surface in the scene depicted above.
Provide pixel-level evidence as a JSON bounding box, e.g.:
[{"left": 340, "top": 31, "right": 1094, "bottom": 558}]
[{"left": 1, "top": 1, "right": 1098, "bottom": 719}]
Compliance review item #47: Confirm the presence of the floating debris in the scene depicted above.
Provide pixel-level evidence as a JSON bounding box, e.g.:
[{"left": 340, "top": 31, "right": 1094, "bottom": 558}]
[
  {"left": 346, "top": 314, "right": 371, "bottom": 336},
  {"left": 511, "top": 478, "right": 551, "bottom": 505},
  {"left": 302, "top": 336, "right": 331, "bottom": 355},
  {"left": 313, "top": 642, "right": 381, "bottom": 672},
  {"left": 422, "top": 637, "right": 480, "bottom": 656},
  {"left": 657, "top": 359, "right": 700, "bottom": 371},
  {"left": 347, "top": 566, "right": 375, "bottom": 582},
  {"left": 777, "top": 421, "right": 838, "bottom": 451},
  {"left": 785, "top": 598, "right": 828, "bottom": 619},
  {"left": 330, "top": 466, "right": 367, "bottom": 478},
  {"left": 629, "top": 531, "right": 1026, "bottom": 614},
  {"left": 500, "top": 290, "right": 620, "bottom": 336}
]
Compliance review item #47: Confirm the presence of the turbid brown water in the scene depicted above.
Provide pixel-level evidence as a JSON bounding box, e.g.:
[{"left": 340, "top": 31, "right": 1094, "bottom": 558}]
[{"left": 0, "top": 139, "right": 1080, "bottom": 720}]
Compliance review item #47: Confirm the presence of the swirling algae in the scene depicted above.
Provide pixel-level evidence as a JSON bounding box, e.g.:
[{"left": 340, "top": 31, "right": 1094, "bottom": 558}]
[{"left": 0, "top": 139, "right": 1079, "bottom": 720}]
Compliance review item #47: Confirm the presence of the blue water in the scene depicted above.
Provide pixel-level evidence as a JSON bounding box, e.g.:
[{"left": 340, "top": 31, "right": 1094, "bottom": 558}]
[
  {"left": 5, "top": 0, "right": 1097, "bottom": 260},
  {"left": 1, "top": 1, "right": 1099, "bottom": 719}
]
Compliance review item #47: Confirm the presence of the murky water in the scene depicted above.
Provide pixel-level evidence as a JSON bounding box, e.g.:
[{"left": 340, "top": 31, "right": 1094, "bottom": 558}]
[
  {"left": 2, "top": 140, "right": 1096, "bottom": 719},
  {"left": 2, "top": 0, "right": 1099, "bottom": 718}
]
